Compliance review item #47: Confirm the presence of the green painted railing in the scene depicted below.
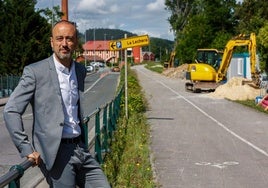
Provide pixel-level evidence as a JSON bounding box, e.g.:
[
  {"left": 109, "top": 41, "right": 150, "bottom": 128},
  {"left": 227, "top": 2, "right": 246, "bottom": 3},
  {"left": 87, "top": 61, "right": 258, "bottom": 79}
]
[
  {"left": 0, "top": 75, "right": 20, "bottom": 98},
  {"left": 0, "top": 86, "right": 124, "bottom": 188}
]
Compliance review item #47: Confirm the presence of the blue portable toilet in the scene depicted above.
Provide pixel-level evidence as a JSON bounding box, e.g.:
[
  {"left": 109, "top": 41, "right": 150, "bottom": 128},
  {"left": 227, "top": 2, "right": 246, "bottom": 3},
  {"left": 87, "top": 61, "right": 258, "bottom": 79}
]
[
  {"left": 227, "top": 53, "right": 249, "bottom": 80},
  {"left": 227, "top": 53, "right": 259, "bottom": 81}
]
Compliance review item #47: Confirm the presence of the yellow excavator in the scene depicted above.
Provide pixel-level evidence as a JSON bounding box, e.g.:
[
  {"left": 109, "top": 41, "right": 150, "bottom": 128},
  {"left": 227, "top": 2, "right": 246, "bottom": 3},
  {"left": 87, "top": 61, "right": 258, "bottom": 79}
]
[
  {"left": 185, "top": 33, "right": 261, "bottom": 92},
  {"left": 164, "top": 51, "right": 176, "bottom": 68}
]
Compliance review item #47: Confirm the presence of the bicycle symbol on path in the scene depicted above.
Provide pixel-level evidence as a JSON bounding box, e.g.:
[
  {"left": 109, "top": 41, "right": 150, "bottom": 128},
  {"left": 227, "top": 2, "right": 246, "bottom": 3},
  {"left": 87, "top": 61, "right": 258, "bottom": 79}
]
[{"left": 195, "top": 161, "right": 239, "bottom": 169}]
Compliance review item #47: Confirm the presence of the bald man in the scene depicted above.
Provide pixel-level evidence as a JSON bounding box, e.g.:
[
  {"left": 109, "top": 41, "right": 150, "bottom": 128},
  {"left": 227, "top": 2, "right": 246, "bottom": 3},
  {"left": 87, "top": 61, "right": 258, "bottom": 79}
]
[{"left": 4, "top": 20, "right": 110, "bottom": 188}]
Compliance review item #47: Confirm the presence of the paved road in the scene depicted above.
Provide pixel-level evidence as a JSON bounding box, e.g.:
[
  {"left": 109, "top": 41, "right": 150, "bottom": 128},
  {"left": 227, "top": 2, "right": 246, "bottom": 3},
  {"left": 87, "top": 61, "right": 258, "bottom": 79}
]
[
  {"left": 0, "top": 69, "right": 119, "bottom": 187},
  {"left": 132, "top": 65, "right": 268, "bottom": 188}
]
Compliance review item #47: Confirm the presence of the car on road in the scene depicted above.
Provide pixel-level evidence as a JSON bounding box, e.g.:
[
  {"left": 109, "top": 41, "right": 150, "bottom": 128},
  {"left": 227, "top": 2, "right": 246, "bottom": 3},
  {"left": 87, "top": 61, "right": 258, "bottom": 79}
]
[{"left": 86, "top": 65, "right": 94, "bottom": 72}]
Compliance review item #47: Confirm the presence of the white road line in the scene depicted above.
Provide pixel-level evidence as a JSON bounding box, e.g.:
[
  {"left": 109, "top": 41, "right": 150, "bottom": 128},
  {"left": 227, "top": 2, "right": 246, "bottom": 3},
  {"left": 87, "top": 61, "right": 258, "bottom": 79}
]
[
  {"left": 137, "top": 68, "right": 268, "bottom": 158},
  {"left": 84, "top": 72, "right": 108, "bottom": 94}
]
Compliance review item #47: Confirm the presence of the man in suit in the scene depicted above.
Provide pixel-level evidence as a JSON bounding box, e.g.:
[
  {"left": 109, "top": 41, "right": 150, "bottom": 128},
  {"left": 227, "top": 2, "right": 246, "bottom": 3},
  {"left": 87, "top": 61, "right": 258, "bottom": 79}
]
[{"left": 3, "top": 20, "right": 110, "bottom": 187}]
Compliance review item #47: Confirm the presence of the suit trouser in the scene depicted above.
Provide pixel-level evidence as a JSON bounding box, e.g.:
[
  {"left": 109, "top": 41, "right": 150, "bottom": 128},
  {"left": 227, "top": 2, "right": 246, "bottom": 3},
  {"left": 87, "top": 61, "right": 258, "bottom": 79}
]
[{"left": 40, "top": 141, "right": 111, "bottom": 188}]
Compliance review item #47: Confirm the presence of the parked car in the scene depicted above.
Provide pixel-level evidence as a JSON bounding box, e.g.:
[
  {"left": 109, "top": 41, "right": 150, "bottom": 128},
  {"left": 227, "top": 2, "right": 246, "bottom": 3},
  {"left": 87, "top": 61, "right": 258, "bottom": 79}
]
[
  {"left": 111, "top": 67, "right": 120, "bottom": 72},
  {"left": 99, "top": 62, "right": 105, "bottom": 67},
  {"left": 86, "top": 65, "right": 94, "bottom": 72},
  {"left": 90, "top": 62, "right": 100, "bottom": 71}
]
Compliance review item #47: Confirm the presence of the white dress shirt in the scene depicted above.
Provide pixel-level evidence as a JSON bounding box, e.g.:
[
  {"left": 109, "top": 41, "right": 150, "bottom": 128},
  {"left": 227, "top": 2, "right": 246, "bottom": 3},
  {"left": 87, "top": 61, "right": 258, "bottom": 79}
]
[{"left": 53, "top": 54, "right": 81, "bottom": 138}]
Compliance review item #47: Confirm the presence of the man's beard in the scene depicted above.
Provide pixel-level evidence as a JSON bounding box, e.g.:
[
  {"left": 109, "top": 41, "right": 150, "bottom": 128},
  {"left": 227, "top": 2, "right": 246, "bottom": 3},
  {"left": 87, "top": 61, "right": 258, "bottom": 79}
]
[{"left": 57, "top": 52, "right": 72, "bottom": 60}]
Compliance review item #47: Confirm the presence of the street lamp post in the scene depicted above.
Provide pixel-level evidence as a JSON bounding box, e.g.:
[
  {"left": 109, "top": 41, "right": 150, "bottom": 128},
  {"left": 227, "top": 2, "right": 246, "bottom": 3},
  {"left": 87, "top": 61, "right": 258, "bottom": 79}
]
[{"left": 84, "top": 30, "right": 87, "bottom": 66}]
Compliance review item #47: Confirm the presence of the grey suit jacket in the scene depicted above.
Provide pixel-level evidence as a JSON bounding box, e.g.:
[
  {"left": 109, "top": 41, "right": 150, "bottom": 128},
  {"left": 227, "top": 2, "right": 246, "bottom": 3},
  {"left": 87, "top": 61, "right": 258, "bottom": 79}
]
[{"left": 3, "top": 55, "right": 87, "bottom": 170}]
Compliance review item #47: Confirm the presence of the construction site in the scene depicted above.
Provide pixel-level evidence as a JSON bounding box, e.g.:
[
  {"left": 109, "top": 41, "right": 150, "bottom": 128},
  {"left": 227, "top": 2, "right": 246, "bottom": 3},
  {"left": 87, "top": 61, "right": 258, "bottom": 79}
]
[{"left": 162, "top": 32, "right": 268, "bottom": 111}]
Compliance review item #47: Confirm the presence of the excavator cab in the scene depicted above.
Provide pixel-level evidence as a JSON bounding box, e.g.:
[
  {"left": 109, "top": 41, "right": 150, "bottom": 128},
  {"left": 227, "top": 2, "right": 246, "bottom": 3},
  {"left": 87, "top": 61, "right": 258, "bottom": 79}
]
[{"left": 196, "top": 49, "right": 223, "bottom": 70}]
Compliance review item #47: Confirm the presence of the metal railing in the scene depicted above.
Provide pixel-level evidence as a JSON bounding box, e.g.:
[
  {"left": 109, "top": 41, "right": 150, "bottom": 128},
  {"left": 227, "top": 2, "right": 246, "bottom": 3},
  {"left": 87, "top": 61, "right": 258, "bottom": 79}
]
[
  {"left": 0, "top": 75, "right": 20, "bottom": 98},
  {"left": 0, "top": 86, "right": 124, "bottom": 188}
]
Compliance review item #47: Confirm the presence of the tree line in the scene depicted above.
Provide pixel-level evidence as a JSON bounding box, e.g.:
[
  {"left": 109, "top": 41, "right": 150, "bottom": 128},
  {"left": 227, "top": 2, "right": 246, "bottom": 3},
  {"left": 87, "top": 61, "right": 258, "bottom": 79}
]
[{"left": 165, "top": 0, "right": 268, "bottom": 72}]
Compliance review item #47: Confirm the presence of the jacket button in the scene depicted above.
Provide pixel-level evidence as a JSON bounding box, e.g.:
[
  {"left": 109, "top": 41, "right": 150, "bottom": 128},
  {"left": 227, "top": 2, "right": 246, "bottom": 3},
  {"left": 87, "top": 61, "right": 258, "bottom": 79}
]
[{"left": 60, "top": 123, "right": 64, "bottom": 126}]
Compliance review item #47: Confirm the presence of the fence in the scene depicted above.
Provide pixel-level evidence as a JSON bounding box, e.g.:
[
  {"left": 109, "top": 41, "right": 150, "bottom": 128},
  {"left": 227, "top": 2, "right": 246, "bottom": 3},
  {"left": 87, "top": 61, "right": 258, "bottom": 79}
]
[
  {"left": 0, "top": 75, "right": 20, "bottom": 98},
  {"left": 0, "top": 86, "right": 124, "bottom": 188}
]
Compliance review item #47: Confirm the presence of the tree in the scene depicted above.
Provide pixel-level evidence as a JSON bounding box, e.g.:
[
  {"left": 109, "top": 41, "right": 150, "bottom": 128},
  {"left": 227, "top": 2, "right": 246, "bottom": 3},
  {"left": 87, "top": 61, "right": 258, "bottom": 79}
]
[
  {"left": 0, "top": 0, "right": 52, "bottom": 75},
  {"left": 165, "top": 0, "right": 238, "bottom": 64},
  {"left": 257, "top": 23, "right": 268, "bottom": 73},
  {"left": 165, "top": 0, "right": 195, "bottom": 35},
  {"left": 38, "top": 5, "right": 63, "bottom": 26},
  {"left": 235, "top": 0, "right": 268, "bottom": 34},
  {"left": 234, "top": 0, "right": 268, "bottom": 73}
]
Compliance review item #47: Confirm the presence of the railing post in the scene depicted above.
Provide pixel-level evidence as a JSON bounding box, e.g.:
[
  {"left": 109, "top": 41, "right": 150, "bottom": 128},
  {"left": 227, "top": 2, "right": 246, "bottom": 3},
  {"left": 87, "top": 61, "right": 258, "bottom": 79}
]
[
  {"left": 8, "top": 165, "right": 24, "bottom": 188},
  {"left": 108, "top": 102, "right": 114, "bottom": 138},
  {"left": 83, "top": 117, "right": 90, "bottom": 149},
  {"left": 95, "top": 108, "right": 103, "bottom": 164},
  {"left": 102, "top": 104, "right": 109, "bottom": 153}
]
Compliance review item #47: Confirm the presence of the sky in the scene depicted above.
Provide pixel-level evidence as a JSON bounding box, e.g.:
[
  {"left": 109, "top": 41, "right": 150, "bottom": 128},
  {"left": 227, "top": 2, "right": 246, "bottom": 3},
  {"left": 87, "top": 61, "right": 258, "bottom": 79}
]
[{"left": 35, "top": 0, "right": 175, "bottom": 41}]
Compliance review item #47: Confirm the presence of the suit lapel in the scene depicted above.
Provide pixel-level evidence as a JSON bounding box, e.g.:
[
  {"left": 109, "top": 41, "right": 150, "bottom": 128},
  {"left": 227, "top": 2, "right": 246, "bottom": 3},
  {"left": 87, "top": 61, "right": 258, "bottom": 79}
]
[
  {"left": 48, "top": 56, "right": 62, "bottom": 98},
  {"left": 75, "top": 63, "right": 84, "bottom": 92}
]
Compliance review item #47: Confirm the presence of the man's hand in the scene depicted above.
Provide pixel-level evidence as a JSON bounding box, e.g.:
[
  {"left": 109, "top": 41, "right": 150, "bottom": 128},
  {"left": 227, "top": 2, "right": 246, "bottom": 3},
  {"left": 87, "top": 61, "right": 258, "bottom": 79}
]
[{"left": 27, "top": 151, "right": 41, "bottom": 166}]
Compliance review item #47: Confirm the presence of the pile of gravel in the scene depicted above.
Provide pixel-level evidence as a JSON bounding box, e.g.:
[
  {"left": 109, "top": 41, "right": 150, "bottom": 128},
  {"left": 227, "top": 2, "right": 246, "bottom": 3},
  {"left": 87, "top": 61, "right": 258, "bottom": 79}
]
[{"left": 207, "top": 77, "right": 260, "bottom": 100}]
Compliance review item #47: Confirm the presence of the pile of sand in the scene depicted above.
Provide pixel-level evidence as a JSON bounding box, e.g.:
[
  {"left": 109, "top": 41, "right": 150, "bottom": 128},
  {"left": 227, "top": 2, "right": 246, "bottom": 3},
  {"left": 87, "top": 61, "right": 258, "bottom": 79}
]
[
  {"left": 162, "top": 64, "right": 188, "bottom": 79},
  {"left": 207, "top": 77, "right": 260, "bottom": 100}
]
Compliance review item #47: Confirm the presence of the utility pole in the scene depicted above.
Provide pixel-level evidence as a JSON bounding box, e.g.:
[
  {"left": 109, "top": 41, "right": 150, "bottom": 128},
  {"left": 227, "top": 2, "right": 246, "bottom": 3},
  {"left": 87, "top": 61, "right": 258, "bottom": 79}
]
[
  {"left": 124, "top": 34, "right": 128, "bottom": 119},
  {"left": 61, "top": 0, "right": 68, "bottom": 21}
]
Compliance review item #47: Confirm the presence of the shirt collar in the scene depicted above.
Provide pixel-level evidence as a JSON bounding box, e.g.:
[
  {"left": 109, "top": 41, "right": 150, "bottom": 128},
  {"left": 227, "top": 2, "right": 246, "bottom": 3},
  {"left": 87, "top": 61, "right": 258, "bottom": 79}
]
[{"left": 53, "top": 53, "right": 75, "bottom": 74}]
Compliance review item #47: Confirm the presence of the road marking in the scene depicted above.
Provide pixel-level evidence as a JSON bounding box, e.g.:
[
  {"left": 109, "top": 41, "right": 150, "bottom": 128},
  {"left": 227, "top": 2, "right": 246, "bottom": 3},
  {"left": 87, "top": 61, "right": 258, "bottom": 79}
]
[
  {"left": 85, "top": 72, "right": 109, "bottom": 94},
  {"left": 136, "top": 67, "right": 268, "bottom": 158},
  {"left": 195, "top": 161, "right": 239, "bottom": 169}
]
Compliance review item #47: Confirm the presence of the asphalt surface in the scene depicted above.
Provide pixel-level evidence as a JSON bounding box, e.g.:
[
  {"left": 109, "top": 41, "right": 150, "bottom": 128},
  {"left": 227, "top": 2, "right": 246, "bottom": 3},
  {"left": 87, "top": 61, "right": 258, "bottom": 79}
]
[{"left": 132, "top": 65, "right": 268, "bottom": 188}]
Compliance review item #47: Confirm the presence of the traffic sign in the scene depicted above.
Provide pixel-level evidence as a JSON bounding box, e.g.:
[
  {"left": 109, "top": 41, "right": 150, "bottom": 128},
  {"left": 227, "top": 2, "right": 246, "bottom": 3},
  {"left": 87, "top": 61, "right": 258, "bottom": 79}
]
[{"left": 109, "top": 35, "right": 150, "bottom": 50}]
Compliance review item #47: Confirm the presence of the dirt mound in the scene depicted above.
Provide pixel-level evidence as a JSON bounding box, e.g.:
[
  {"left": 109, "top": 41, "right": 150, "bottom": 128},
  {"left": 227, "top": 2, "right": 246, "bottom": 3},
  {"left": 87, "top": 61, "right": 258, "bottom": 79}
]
[
  {"left": 162, "top": 64, "right": 188, "bottom": 79},
  {"left": 207, "top": 77, "right": 260, "bottom": 100}
]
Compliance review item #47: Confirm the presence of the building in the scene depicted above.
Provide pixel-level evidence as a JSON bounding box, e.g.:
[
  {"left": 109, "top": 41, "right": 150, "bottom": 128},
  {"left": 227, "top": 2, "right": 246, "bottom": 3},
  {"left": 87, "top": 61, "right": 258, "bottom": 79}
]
[
  {"left": 142, "top": 51, "right": 155, "bottom": 61},
  {"left": 83, "top": 40, "right": 119, "bottom": 64}
]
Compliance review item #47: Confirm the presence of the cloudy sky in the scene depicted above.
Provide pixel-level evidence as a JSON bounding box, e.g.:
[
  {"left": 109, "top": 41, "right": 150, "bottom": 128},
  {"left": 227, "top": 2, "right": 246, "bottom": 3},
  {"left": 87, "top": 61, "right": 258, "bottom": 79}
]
[{"left": 35, "top": 0, "right": 174, "bottom": 41}]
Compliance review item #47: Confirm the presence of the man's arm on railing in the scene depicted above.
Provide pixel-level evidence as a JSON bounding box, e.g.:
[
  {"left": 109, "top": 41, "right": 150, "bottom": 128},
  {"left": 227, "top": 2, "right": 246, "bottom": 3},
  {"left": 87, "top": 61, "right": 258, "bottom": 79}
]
[{"left": 0, "top": 159, "right": 35, "bottom": 187}]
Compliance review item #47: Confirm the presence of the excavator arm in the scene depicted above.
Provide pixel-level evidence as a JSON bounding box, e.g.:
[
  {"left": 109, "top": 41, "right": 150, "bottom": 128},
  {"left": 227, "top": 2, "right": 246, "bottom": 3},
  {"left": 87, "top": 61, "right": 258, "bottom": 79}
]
[
  {"left": 164, "top": 51, "right": 176, "bottom": 68},
  {"left": 216, "top": 33, "right": 258, "bottom": 83}
]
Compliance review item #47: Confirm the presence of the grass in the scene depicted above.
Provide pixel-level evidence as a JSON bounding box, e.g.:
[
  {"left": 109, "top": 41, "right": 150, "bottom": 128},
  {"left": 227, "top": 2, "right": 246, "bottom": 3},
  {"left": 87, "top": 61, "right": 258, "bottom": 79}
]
[
  {"left": 144, "top": 61, "right": 164, "bottom": 73},
  {"left": 234, "top": 99, "right": 268, "bottom": 114},
  {"left": 103, "top": 66, "right": 155, "bottom": 188}
]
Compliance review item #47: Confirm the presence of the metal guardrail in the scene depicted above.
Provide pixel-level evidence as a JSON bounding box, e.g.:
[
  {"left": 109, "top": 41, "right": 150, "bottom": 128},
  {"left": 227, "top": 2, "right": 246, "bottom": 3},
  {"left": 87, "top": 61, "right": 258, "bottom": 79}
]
[
  {"left": 0, "top": 86, "right": 124, "bottom": 188},
  {"left": 0, "top": 75, "right": 20, "bottom": 98}
]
